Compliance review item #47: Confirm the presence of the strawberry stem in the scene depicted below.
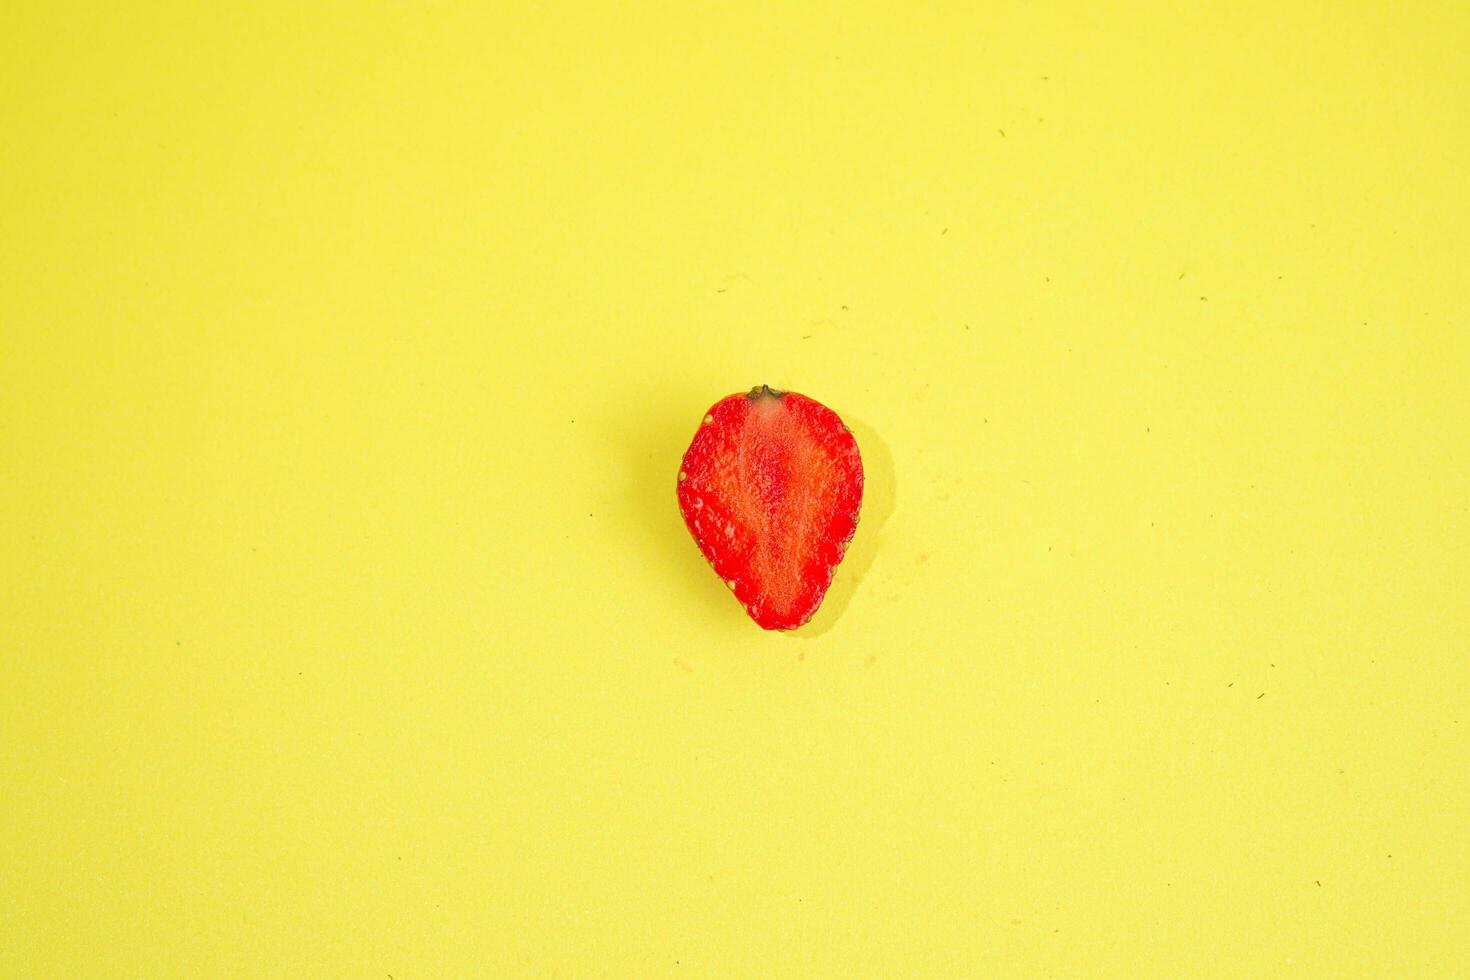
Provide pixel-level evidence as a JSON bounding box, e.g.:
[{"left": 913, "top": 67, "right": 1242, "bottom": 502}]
[{"left": 747, "top": 384, "right": 786, "bottom": 399}]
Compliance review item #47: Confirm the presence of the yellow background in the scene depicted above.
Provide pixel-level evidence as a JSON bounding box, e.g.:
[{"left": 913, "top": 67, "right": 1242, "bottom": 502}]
[{"left": 3, "top": 1, "right": 1468, "bottom": 975}]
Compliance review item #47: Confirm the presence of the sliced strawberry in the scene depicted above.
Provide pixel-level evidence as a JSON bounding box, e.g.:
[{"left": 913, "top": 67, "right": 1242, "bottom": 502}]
[{"left": 677, "top": 385, "right": 864, "bottom": 630}]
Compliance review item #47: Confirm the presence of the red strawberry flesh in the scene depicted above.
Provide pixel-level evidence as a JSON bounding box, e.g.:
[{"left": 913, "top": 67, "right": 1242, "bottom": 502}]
[{"left": 677, "top": 386, "right": 864, "bottom": 630}]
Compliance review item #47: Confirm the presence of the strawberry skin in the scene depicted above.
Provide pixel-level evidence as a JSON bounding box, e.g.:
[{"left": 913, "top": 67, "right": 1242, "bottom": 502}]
[{"left": 677, "top": 385, "right": 864, "bottom": 630}]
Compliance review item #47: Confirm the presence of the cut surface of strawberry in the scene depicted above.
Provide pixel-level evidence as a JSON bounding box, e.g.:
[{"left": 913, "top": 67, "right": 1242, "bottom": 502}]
[{"left": 677, "top": 385, "right": 864, "bottom": 630}]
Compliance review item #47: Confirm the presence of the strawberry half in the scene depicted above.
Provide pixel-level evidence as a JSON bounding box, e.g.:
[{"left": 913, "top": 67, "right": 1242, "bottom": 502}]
[{"left": 677, "top": 385, "right": 864, "bottom": 630}]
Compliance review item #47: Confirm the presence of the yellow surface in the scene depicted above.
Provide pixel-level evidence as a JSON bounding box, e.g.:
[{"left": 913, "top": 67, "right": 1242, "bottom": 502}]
[{"left": 3, "top": 1, "right": 1468, "bottom": 975}]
